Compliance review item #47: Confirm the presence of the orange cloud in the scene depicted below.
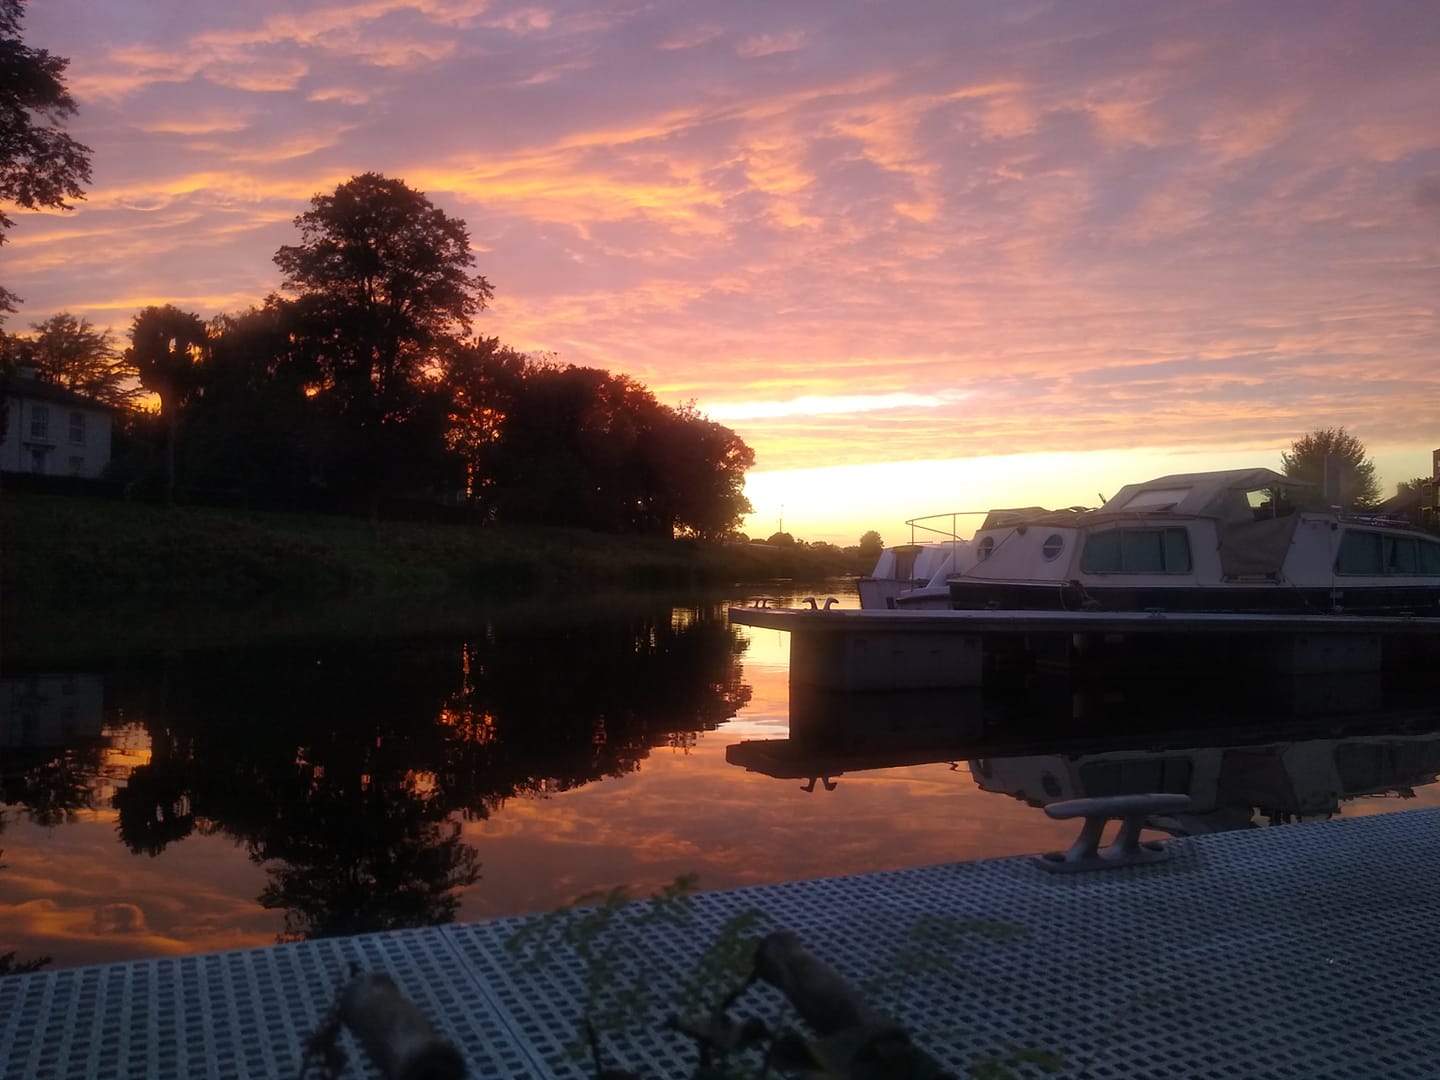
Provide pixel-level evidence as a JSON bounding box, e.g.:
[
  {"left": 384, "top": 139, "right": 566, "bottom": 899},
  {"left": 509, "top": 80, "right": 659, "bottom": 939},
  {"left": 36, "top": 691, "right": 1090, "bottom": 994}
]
[{"left": 9, "top": 0, "right": 1438, "bottom": 504}]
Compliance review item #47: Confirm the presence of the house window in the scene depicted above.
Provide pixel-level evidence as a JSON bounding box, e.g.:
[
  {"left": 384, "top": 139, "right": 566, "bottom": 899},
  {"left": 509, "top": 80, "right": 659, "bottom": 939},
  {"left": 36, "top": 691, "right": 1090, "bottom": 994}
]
[
  {"left": 30, "top": 404, "right": 48, "bottom": 440},
  {"left": 1081, "top": 527, "right": 1193, "bottom": 573},
  {"left": 68, "top": 455, "right": 84, "bottom": 475},
  {"left": 1336, "top": 530, "right": 1440, "bottom": 576},
  {"left": 69, "top": 411, "right": 85, "bottom": 443}
]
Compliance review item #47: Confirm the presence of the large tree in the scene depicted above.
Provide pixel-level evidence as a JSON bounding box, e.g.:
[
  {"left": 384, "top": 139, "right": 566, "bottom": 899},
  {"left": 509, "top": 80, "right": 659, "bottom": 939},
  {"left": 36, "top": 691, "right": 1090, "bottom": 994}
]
[
  {"left": 25, "top": 312, "right": 136, "bottom": 406},
  {"left": 126, "top": 304, "right": 207, "bottom": 501},
  {"left": 273, "top": 173, "right": 492, "bottom": 498},
  {"left": 476, "top": 358, "right": 754, "bottom": 537},
  {"left": 439, "top": 334, "right": 527, "bottom": 501},
  {"left": 643, "top": 401, "right": 754, "bottom": 538},
  {"left": 1280, "top": 427, "right": 1380, "bottom": 510},
  {"left": 180, "top": 305, "right": 315, "bottom": 495},
  {"left": 0, "top": 0, "right": 93, "bottom": 316}
]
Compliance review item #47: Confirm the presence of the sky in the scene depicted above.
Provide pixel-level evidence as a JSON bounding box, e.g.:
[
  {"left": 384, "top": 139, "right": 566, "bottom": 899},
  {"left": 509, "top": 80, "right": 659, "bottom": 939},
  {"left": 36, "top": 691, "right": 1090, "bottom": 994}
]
[{"left": 7, "top": 0, "right": 1440, "bottom": 543}]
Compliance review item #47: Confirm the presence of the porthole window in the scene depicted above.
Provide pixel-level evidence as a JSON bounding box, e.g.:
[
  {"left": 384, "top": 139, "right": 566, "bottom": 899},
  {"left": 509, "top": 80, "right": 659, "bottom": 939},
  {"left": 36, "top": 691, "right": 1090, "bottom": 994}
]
[
  {"left": 1041, "top": 534, "right": 1065, "bottom": 561},
  {"left": 976, "top": 535, "right": 995, "bottom": 561}
]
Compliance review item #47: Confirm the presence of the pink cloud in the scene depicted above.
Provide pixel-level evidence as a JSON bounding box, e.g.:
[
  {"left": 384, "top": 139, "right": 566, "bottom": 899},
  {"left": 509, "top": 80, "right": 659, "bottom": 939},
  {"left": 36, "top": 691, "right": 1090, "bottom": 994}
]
[{"left": 7, "top": 0, "right": 1438, "bottom": 490}]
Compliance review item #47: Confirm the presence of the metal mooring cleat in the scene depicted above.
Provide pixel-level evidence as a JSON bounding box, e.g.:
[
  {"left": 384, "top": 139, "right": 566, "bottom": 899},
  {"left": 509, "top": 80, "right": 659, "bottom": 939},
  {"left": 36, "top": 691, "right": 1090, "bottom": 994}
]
[{"left": 1033, "top": 793, "right": 1192, "bottom": 873}]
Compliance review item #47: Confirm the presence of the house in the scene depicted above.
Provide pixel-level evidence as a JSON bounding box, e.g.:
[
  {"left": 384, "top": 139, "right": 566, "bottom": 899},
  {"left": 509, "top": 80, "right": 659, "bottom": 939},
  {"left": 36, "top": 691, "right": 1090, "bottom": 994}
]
[
  {"left": 0, "top": 366, "right": 114, "bottom": 479},
  {"left": 1373, "top": 448, "right": 1440, "bottom": 530}
]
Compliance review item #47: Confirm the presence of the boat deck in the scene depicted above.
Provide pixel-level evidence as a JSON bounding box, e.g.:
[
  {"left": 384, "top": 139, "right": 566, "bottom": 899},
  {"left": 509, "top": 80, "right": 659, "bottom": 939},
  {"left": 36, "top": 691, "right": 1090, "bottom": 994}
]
[
  {"left": 729, "top": 603, "right": 1440, "bottom": 636},
  {"left": 729, "top": 605, "right": 1440, "bottom": 689},
  {"left": 4, "top": 808, "right": 1439, "bottom": 1078}
]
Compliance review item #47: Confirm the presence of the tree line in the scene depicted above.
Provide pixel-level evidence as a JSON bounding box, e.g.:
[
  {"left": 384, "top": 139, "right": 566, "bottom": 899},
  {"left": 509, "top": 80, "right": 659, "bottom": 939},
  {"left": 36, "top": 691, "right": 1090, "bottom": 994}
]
[
  {"left": 1, "top": 5, "right": 753, "bottom": 537},
  {"left": 3, "top": 173, "right": 755, "bottom": 537}
]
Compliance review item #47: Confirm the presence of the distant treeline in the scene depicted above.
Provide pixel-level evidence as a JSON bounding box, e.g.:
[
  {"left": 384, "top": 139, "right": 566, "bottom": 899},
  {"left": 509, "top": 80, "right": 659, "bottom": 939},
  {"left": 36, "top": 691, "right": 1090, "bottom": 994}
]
[{"left": 2, "top": 173, "right": 753, "bottom": 538}]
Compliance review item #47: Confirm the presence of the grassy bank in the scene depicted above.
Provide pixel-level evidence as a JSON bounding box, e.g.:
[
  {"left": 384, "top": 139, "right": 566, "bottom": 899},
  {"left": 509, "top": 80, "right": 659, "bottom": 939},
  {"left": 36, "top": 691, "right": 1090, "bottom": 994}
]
[{"left": 1, "top": 492, "right": 859, "bottom": 655}]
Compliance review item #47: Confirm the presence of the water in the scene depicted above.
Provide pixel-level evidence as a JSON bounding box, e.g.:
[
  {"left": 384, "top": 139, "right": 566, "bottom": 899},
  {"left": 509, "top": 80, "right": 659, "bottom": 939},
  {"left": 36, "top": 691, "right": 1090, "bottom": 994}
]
[{"left": 4, "top": 587, "right": 1440, "bottom": 971}]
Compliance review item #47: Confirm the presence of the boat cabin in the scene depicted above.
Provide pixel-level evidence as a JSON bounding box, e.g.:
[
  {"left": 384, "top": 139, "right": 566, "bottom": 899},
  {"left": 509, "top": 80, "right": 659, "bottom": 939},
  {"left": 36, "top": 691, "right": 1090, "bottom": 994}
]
[{"left": 947, "top": 467, "right": 1440, "bottom": 615}]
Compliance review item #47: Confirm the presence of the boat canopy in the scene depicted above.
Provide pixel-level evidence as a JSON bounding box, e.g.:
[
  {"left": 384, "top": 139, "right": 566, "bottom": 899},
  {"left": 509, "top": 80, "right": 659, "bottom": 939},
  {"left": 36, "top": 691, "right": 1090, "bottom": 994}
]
[
  {"left": 1101, "top": 468, "right": 1311, "bottom": 523},
  {"left": 1100, "top": 468, "right": 1315, "bottom": 579}
]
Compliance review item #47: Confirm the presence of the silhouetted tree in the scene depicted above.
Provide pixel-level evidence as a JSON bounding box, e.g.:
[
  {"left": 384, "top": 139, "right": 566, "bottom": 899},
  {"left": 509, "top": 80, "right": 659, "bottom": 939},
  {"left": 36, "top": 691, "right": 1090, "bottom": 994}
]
[
  {"left": 273, "top": 173, "right": 493, "bottom": 501},
  {"left": 1281, "top": 427, "right": 1380, "bottom": 509},
  {"left": 126, "top": 304, "right": 207, "bottom": 502},
  {"left": 439, "top": 335, "right": 527, "bottom": 502},
  {"left": 478, "top": 359, "right": 754, "bottom": 536},
  {"left": 182, "top": 305, "right": 314, "bottom": 495},
  {"left": 0, "top": 0, "right": 92, "bottom": 317},
  {"left": 482, "top": 362, "right": 616, "bottom": 528},
  {"left": 858, "top": 531, "right": 884, "bottom": 561},
  {"left": 25, "top": 312, "right": 137, "bottom": 406},
  {"left": 645, "top": 401, "right": 755, "bottom": 538},
  {"left": 255, "top": 777, "right": 481, "bottom": 942},
  {"left": 113, "top": 761, "right": 194, "bottom": 856}
]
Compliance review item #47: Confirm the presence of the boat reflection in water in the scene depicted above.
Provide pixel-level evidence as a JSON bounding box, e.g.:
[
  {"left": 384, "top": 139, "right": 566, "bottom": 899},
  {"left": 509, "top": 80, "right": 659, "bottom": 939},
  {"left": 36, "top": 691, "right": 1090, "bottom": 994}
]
[{"left": 725, "top": 670, "right": 1440, "bottom": 837}]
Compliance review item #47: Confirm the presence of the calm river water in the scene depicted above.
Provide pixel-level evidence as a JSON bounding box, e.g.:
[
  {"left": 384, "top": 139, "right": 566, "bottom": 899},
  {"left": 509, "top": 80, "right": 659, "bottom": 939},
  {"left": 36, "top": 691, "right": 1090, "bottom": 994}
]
[{"left": 4, "top": 586, "right": 1440, "bottom": 970}]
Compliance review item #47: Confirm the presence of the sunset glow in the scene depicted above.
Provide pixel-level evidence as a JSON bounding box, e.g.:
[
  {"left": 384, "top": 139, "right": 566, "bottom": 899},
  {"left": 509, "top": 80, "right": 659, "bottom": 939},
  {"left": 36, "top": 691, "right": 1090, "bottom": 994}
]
[{"left": 10, "top": 1, "right": 1440, "bottom": 541}]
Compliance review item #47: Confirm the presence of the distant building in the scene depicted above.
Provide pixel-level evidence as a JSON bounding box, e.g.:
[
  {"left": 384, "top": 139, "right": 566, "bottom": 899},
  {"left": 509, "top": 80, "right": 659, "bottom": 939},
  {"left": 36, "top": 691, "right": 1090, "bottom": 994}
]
[
  {"left": 0, "top": 365, "right": 114, "bottom": 479},
  {"left": 1374, "top": 448, "right": 1440, "bottom": 529},
  {"left": 0, "top": 674, "right": 106, "bottom": 748}
]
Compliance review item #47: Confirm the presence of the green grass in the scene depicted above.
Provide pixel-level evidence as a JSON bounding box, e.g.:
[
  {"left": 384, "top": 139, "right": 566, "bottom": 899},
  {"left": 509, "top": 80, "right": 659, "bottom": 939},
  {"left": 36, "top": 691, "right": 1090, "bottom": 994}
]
[{"left": 0, "top": 491, "right": 859, "bottom": 658}]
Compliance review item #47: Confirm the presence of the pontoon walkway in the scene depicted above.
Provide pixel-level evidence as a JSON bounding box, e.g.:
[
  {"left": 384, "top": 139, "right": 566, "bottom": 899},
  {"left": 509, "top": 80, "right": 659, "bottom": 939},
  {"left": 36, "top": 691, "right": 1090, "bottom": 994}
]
[{"left": 3, "top": 807, "right": 1438, "bottom": 1078}]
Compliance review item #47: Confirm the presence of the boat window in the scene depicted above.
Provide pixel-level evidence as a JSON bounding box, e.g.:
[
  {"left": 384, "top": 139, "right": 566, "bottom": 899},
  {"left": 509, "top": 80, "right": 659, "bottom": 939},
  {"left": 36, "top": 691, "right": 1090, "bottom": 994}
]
[
  {"left": 893, "top": 547, "right": 919, "bottom": 579},
  {"left": 1337, "top": 530, "right": 1440, "bottom": 576},
  {"left": 1121, "top": 530, "right": 1164, "bottom": 572},
  {"left": 1117, "top": 487, "right": 1189, "bottom": 510},
  {"left": 976, "top": 535, "right": 995, "bottom": 561},
  {"left": 1336, "top": 530, "right": 1382, "bottom": 574},
  {"left": 1387, "top": 536, "right": 1418, "bottom": 574},
  {"left": 1245, "top": 486, "right": 1294, "bottom": 520},
  {"left": 1041, "top": 534, "right": 1064, "bottom": 561},
  {"left": 1080, "top": 527, "right": 1193, "bottom": 573},
  {"left": 1423, "top": 539, "right": 1440, "bottom": 575}
]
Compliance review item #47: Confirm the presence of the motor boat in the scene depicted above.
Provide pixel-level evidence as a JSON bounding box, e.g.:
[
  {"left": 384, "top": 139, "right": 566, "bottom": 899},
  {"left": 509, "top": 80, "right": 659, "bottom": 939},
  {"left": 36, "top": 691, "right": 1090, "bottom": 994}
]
[
  {"left": 857, "top": 507, "right": 1064, "bottom": 609},
  {"left": 857, "top": 538, "right": 973, "bottom": 609},
  {"left": 944, "top": 467, "right": 1440, "bottom": 616}
]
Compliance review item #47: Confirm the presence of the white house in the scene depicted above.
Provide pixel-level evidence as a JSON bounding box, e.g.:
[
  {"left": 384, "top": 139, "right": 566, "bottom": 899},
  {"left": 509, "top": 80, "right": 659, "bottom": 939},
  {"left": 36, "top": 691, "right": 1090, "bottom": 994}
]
[{"left": 0, "top": 367, "right": 114, "bottom": 479}]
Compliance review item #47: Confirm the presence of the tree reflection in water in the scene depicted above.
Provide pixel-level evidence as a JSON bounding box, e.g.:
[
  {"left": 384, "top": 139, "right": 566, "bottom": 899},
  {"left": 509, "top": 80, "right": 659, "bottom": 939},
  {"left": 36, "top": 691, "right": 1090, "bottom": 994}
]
[
  {"left": 92, "top": 602, "right": 749, "bottom": 943},
  {"left": 254, "top": 776, "right": 481, "bottom": 943},
  {"left": 6, "top": 752, "right": 97, "bottom": 827}
]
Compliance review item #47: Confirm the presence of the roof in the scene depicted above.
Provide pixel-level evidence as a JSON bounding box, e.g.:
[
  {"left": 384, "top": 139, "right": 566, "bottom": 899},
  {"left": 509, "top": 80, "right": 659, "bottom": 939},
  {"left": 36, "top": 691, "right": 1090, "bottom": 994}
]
[
  {"left": 1101, "top": 467, "right": 1312, "bottom": 519},
  {"left": 0, "top": 374, "right": 117, "bottom": 412}
]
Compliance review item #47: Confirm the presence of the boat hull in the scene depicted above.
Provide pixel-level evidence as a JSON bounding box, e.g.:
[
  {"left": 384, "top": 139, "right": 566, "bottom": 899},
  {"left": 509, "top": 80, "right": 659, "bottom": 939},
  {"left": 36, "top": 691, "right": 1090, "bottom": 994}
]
[{"left": 948, "top": 579, "right": 1440, "bottom": 617}]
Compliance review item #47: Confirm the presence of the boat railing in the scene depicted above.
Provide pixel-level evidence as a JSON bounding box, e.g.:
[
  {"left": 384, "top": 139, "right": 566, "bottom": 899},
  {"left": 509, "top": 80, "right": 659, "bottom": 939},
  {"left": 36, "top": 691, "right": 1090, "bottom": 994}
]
[
  {"left": 1334, "top": 510, "right": 1424, "bottom": 530},
  {"left": 903, "top": 510, "right": 990, "bottom": 546}
]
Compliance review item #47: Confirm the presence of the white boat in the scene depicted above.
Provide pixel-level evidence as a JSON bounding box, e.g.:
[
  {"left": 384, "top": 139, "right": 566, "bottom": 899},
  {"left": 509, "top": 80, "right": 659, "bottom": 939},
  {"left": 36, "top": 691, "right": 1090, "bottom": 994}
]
[
  {"left": 857, "top": 539, "right": 972, "bottom": 609},
  {"left": 858, "top": 508, "right": 1068, "bottom": 609},
  {"left": 944, "top": 467, "right": 1440, "bottom": 616}
]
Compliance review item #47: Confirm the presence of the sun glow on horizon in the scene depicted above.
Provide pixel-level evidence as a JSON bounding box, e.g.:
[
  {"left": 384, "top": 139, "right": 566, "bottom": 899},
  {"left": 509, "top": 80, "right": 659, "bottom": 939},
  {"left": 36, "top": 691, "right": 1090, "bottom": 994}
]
[{"left": 741, "top": 444, "right": 1438, "bottom": 546}]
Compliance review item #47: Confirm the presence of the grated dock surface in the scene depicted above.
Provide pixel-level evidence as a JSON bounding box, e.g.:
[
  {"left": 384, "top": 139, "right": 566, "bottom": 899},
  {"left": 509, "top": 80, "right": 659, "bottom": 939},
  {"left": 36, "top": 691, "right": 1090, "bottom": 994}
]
[{"left": 4, "top": 808, "right": 1439, "bottom": 1078}]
